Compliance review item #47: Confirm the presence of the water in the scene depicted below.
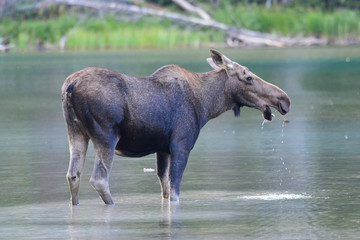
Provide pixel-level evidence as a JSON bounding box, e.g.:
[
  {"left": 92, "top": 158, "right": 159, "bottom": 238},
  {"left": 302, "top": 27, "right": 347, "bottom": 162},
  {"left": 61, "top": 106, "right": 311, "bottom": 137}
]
[{"left": 0, "top": 47, "right": 360, "bottom": 239}]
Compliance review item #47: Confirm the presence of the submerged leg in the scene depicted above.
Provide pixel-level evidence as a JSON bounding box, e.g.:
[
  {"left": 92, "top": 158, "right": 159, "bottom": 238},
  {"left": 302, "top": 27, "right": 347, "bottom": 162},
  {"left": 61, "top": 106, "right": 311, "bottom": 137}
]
[
  {"left": 66, "top": 132, "right": 89, "bottom": 205},
  {"left": 156, "top": 152, "right": 171, "bottom": 199},
  {"left": 89, "top": 141, "right": 116, "bottom": 205}
]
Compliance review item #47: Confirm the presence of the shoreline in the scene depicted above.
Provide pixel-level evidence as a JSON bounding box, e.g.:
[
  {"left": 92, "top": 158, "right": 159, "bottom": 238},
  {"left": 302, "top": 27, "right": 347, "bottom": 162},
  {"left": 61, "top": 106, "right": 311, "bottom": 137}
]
[
  {"left": 1, "top": 38, "right": 359, "bottom": 53},
  {"left": 1, "top": 3, "right": 359, "bottom": 52}
]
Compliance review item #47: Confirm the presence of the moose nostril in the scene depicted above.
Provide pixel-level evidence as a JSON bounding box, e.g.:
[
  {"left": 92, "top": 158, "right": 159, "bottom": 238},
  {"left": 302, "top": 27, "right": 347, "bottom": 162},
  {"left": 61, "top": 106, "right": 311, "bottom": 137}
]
[
  {"left": 277, "top": 96, "right": 287, "bottom": 102},
  {"left": 277, "top": 95, "right": 290, "bottom": 113},
  {"left": 278, "top": 101, "right": 289, "bottom": 114},
  {"left": 280, "top": 104, "right": 287, "bottom": 114}
]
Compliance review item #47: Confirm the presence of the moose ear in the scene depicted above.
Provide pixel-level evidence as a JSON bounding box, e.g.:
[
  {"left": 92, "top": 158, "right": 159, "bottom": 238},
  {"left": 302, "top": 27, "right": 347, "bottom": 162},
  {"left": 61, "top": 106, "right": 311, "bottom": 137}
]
[
  {"left": 206, "top": 58, "right": 219, "bottom": 70},
  {"left": 210, "top": 49, "right": 234, "bottom": 69}
]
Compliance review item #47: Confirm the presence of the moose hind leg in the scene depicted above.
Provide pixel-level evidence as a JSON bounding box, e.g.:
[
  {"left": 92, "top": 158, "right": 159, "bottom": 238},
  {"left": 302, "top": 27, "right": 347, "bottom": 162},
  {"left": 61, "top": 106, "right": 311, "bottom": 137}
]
[
  {"left": 66, "top": 133, "right": 89, "bottom": 205},
  {"left": 156, "top": 152, "right": 171, "bottom": 199},
  {"left": 90, "top": 141, "right": 116, "bottom": 205}
]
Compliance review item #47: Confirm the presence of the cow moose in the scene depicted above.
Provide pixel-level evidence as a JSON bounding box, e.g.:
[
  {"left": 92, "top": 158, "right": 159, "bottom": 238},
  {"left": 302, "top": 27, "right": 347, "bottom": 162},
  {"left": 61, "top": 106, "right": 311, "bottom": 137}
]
[{"left": 61, "top": 49, "right": 290, "bottom": 205}]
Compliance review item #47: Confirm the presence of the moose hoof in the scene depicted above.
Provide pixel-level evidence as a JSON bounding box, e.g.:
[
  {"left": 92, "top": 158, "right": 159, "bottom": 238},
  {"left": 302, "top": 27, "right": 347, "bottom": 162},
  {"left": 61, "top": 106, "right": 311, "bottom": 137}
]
[
  {"left": 71, "top": 199, "right": 79, "bottom": 206},
  {"left": 170, "top": 196, "right": 179, "bottom": 203}
]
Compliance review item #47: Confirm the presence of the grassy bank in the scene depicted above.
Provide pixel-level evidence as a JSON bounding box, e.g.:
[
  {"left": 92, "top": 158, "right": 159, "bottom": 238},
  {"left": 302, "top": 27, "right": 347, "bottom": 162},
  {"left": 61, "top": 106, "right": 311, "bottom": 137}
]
[
  {"left": 1, "top": 4, "right": 360, "bottom": 51},
  {"left": 66, "top": 18, "right": 224, "bottom": 50},
  {"left": 0, "top": 15, "right": 225, "bottom": 51},
  {"left": 213, "top": 3, "right": 360, "bottom": 38}
]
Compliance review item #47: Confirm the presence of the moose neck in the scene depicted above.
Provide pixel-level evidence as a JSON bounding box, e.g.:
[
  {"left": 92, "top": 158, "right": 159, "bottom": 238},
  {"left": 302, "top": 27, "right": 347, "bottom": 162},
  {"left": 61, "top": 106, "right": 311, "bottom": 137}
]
[{"left": 195, "top": 69, "right": 235, "bottom": 126}]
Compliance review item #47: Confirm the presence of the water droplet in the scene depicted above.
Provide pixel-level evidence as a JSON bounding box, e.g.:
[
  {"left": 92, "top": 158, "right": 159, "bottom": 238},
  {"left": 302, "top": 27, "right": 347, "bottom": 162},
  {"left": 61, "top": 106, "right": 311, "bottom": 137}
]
[
  {"left": 344, "top": 135, "right": 348, "bottom": 140},
  {"left": 261, "top": 119, "right": 269, "bottom": 129}
]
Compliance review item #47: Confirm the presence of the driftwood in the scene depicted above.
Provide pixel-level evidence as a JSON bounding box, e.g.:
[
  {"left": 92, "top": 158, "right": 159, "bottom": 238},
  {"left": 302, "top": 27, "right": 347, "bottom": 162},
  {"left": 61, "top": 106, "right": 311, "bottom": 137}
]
[
  {"left": 227, "top": 31, "right": 328, "bottom": 47},
  {"left": 0, "top": 44, "right": 12, "bottom": 52},
  {"left": 33, "top": 0, "right": 328, "bottom": 47},
  {"left": 172, "top": 0, "right": 212, "bottom": 21},
  {"left": 0, "top": 37, "right": 12, "bottom": 52}
]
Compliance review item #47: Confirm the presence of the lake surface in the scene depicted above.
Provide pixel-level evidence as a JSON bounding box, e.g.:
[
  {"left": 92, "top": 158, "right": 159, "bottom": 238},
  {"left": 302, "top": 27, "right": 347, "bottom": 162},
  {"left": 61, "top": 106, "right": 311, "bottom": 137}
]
[{"left": 0, "top": 47, "right": 359, "bottom": 239}]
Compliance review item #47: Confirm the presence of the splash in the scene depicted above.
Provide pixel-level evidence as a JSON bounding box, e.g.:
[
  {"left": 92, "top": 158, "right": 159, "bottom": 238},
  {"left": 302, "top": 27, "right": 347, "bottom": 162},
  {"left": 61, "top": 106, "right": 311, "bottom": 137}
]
[{"left": 237, "top": 193, "right": 311, "bottom": 201}]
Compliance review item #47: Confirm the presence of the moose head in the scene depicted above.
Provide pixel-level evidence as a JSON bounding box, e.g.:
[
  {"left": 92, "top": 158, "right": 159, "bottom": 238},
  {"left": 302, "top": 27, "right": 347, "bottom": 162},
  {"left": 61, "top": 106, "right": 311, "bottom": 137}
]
[{"left": 207, "top": 49, "right": 290, "bottom": 121}]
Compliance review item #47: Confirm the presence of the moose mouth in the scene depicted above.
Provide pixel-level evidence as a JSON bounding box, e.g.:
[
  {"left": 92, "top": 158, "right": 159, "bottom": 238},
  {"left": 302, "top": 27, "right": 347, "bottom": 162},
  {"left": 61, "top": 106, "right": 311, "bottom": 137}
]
[{"left": 263, "top": 106, "right": 273, "bottom": 121}]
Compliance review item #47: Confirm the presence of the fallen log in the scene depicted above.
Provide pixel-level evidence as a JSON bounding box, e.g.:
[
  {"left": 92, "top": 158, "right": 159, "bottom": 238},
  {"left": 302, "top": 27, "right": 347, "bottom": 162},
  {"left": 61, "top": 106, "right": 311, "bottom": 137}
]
[
  {"left": 0, "top": 43, "right": 13, "bottom": 52},
  {"left": 172, "top": 0, "right": 212, "bottom": 21},
  {"left": 226, "top": 31, "right": 328, "bottom": 47}
]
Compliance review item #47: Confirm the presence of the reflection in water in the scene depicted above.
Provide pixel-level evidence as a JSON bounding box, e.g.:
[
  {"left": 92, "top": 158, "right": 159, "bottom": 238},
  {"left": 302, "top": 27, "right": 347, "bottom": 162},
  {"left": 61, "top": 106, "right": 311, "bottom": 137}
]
[
  {"left": 64, "top": 196, "right": 184, "bottom": 239},
  {"left": 159, "top": 200, "right": 182, "bottom": 240},
  {"left": 68, "top": 204, "right": 115, "bottom": 240},
  {"left": 0, "top": 191, "right": 357, "bottom": 239}
]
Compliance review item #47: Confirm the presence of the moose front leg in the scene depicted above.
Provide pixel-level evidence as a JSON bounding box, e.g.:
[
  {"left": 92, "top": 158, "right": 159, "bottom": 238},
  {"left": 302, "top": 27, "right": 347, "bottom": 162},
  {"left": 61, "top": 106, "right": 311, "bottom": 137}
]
[{"left": 168, "top": 145, "right": 190, "bottom": 202}]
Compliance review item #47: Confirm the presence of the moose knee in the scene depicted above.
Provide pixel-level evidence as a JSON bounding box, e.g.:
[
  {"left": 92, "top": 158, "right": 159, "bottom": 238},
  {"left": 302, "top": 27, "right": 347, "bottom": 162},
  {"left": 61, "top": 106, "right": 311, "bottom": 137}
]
[
  {"left": 89, "top": 177, "right": 109, "bottom": 191},
  {"left": 66, "top": 171, "right": 81, "bottom": 184}
]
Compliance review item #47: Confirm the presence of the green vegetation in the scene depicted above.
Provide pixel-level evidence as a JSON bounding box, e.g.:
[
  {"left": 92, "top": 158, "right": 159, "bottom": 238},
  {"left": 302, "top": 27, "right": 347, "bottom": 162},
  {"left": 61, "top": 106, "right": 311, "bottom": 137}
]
[
  {"left": 213, "top": 3, "right": 360, "bottom": 38},
  {"left": 0, "top": 14, "right": 77, "bottom": 50},
  {"left": 0, "top": 2, "right": 360, "bottom": 51},
  {"left": 0, "top": 15, "right": 224, "bottom": 50},
  {"left": 65, "top": 17, "right": 224, "bottom": 50}
]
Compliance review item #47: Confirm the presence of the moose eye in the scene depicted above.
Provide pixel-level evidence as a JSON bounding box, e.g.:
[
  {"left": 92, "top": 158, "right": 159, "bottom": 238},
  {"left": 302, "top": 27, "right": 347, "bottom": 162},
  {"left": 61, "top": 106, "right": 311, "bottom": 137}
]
[{"left": 246, "top": 76, "right": 252, "bottom": 81}]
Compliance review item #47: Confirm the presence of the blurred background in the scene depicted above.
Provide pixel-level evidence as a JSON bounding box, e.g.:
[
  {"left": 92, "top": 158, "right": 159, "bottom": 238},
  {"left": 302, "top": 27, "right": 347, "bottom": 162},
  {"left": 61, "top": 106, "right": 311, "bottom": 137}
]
[{"left": 1, "top": 0, "right": 360, "bottom": 51}]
